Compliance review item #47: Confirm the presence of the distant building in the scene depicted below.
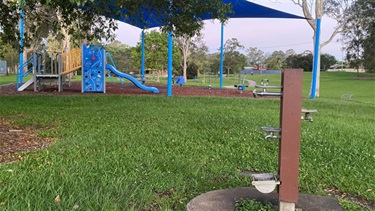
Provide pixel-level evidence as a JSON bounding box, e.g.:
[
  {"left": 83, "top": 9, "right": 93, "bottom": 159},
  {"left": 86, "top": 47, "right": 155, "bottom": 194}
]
[{"left": 328, "top": 64, "right": 365, "bottom": 72}]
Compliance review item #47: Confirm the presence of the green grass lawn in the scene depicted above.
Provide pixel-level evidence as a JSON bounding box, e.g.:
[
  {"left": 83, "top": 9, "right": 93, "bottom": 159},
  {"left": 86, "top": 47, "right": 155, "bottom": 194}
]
[
  {"left": 0, "top": 72, "right": 374, "bottom": 210},
  {"left": 0, "top": 74, "right": 33, "bottom": 86}
]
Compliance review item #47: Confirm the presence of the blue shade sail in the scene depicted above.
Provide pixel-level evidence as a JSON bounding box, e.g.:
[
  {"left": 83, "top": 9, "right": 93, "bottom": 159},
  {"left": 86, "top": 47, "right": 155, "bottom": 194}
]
[{"left": 81, "top": 0, "right": 305, "bottom": 29}]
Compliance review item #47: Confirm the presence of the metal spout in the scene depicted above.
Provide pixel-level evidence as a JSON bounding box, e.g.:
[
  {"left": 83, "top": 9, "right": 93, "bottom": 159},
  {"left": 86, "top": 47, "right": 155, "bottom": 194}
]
[
  {"left": 301, "top": 114, "right": 313, "bottom": 122},
  {"left": 265, "top": 132, "right": 280, "bottom": 140},
  {"left": 301, "top": 109, "right": 317, "bottom": 122}
]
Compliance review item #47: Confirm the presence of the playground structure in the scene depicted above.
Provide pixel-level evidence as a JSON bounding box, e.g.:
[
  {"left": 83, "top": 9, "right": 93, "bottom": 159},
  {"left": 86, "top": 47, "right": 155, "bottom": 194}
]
[
  {"left": 16, "top": 45, "right": 159, "bottom": 94},
  {"left": 233, "top": 73, "right": 249, "bottom": 94},
  {"left": 175, "top": 75, "right": 185, "bottom": 87},
  {"left": 17, "top": 48, "right": 82, "bottom": 92}
]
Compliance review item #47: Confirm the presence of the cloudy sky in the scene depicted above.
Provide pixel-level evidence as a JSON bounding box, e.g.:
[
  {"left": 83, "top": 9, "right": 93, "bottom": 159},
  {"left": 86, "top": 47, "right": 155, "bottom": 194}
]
[{"left": 114, "top": 0, "right": 344, "bottom": 60}]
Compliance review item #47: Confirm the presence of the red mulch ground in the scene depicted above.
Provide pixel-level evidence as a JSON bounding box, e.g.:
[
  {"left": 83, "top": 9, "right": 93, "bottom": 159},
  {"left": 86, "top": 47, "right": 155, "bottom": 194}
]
[
  {"left": 0, "top": 81, "right": 255, "bottom": 98},
  {"left": 0, "top": 81, "right": 255, "bottom": 163}
]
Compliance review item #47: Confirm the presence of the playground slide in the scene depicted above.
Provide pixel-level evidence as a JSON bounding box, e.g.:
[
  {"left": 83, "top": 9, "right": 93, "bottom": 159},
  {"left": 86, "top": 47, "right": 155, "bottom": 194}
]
[
  {"left": 105, "top": 64, "right": 159, "bottom": 94},
  {"left": 18, "top": 77, "right": 35, "bottom": 91}
]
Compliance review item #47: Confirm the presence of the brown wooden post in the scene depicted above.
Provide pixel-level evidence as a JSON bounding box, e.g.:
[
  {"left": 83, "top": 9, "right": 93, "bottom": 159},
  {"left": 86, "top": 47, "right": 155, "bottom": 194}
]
[{"left": 278, "top": 69, "right": 303, "bottom": 209}]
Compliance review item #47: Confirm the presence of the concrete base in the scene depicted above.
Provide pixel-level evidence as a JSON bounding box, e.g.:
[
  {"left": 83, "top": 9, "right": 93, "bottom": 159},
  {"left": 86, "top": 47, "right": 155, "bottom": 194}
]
[
  {"left": 279, "top": 201, "right": 295, "bottom": 211},
  {"left": 186, "top": 187, "right": 344, "bottom": 211}
]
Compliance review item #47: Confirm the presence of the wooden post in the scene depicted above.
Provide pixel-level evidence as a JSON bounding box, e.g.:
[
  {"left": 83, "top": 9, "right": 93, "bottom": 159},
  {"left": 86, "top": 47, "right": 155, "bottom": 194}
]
[{"left": 278, "top": 69, "right": 303, "bottom": 209}]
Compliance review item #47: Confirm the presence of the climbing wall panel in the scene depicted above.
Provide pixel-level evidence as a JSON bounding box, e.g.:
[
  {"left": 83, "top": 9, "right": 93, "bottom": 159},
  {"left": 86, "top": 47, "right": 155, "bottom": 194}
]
[{"left": 82, "top": 44, "right": 105, "bottom": 93}]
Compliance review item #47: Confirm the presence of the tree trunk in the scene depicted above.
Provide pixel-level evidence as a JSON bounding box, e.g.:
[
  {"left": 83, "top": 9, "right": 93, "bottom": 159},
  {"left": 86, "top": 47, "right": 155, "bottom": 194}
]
[
  {"left": 182, "top": 49, "right": 188, "bottom": 81},
  {"left": 156, "top": 64, "right": 161, "bottom": 82},
  {"left": 315, "top": 0, "right": 323, "bottom": 97},
  {"left": 293, "top": 0, "right": 350, "bottom": 98},
  {"left": 156, "top": 70, "right": 161, "bottom": 82},
  {"left": 316, "top": 47, "right": 321, "bottom": 97},
  {"left": 305, "top": 0, "right": 322, "bottom": 98},
  {"left": 56, "top": 10, "right": 71, "bottom": 53},
  {"left": 182, "top": 38, "right": 190, "bottom": 82}
]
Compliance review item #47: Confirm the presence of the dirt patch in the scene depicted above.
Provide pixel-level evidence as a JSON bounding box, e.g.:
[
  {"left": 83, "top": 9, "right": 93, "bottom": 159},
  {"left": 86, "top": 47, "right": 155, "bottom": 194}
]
[
  {"left": 0, "top": 118, "right": 55, "bottom": 163},
  {"left": 325, "top": 187, "right": 375, "bottom": 210}
]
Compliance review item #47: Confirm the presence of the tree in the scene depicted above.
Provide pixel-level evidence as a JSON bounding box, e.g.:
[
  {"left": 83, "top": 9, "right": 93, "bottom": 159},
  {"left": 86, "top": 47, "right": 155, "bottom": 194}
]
[
  {"left": 287, "top": 0, "right": 354, "bottom": 97},
  {"left": 223, "top": 38, "right": 247, "bottom": 76},
  {"left": 1, "top": 0, "right": 231, "bottom": 48},
  {"left": 285, "top": 52, "right": 313, "bottom": 72},
  {"left": 207, "top": 53, "right": 221, "bottom": 75},
  {"left": 106, "top": 40, "right": 135, "bottom": 73},
  {"left": 343, "top": 0, "right": 375, "bottom": 73},
  {"left": 0, "top": 38, "right": 18, "bottom": 73},
  {"left": 189, "top": 35, "right": 209, "bottom": 76},
  {"left": 320, "top": 53, "right": 337, "bottom": 70},
  {"left": 264, "top": 50, "right": 286, "bottom": 70},
  {"left": 1, "top": 0, "right": 117, "bottom": 50},
  {"left": 246, "top": 47, "right": 265, "bottom": 66},
  {"left": 1, "top": 0, "right": 118, "bottom": 77},
  {"left": 175, "top": 35, "right": 192, "bottom": 82},
  {"left": 285, "top": 49, "right": 296, "bottom": 58},
  {"left": 132, "top": 30, "right": 181, "bottom": 82},
  {"left": 175, "top": 32, "right": 211, "bottom": 82},
  {"left": 186, "top": 62, "right": 199, "bottom": 80}
]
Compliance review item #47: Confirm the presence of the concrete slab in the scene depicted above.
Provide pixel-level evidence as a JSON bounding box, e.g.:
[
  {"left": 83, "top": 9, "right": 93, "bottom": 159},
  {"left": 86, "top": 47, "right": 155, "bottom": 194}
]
[{"left": 186, "top": 187, "right": 344, "bottom": 211}]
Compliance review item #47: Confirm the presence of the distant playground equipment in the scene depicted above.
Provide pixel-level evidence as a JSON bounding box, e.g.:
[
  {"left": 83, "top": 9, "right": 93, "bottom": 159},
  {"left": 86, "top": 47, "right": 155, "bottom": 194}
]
[
  {"left": 241, "top": 69, "right": 281, "bottom": 75},
  {"left": 233, "top": 73, "right": 248, "bottom": 94},
  {"left": 252, "top": 79, "right": 283, "bottom": 97},
  {"left": 17, "top": 44, "right": 159, "bottom": 94},
  {"left": 207, "top": 72, "right": 213, "bottom": 89},
  {"left": 17, "top": 47, "right": 82, "bottom": 92},
  {"left": 341, "top": 94, "right": 353, "bottom": 101},
  {"left": 175, "top": 75, "right": 185, "bottom": 87}
]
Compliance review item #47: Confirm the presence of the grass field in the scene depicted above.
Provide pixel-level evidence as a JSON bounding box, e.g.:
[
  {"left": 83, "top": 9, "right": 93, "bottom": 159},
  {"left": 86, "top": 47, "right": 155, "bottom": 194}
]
[{"left": 0, "top": 71, "right": 374, "bottom": 210}]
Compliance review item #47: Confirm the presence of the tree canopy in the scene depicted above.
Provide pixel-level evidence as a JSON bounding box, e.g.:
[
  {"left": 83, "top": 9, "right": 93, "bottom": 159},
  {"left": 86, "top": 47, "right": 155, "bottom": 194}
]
[
  {"left": 223, "top": 38, "right": 247, "bottom": 75},
  {"left": 0, "top": 0, "right": 231, "bottom": 49},
  {"left": 286, "top": 0, "right": 354, "bottom": 97},
  {"left": 343, "top": 0, "right": 375, "bottom": 72},
  {"left": 132, "top": 30, "right": 181, "bottom": 77}
]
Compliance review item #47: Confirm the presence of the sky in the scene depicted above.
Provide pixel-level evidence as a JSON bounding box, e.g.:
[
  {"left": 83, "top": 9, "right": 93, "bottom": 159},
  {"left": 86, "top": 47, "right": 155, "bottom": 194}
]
[{"left": 114, "top": 0, "right": 345, "bottom": 60}]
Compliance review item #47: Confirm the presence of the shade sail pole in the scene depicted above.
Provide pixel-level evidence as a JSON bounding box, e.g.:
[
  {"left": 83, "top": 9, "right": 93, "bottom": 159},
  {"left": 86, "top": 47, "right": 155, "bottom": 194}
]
[
  {"left": 311, "top": 18, "right": 321, "bottom": 99},
  {"left": 141, "top": 29, "right": 145, "bottom": 78},
  {"left": 219, "top": 23, "right": 224, "bottom": 89},
  {"left": 167, "top": 32, "right": 173, "bottom": 96},
  {"left": 18, "top": 8, "right": 25, "bottom": 87}
]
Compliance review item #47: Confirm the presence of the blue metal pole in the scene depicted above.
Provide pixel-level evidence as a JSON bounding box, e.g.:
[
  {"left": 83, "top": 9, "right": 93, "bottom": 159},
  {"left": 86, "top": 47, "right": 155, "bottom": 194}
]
[
  {"left": 18, "top": 8, "right": 25, "bottom": 87},
  {"left": 219, "top": 23, "right": 224, "bottom": 89},
  {"left": 141, "top": 29, "right": 145, "bottom": 78},
  {"left": 311, "top": 18, "right": 321, "bottom": 99},
  {"left": 167, "top": 32, "right": 173, "bottom": 96}
]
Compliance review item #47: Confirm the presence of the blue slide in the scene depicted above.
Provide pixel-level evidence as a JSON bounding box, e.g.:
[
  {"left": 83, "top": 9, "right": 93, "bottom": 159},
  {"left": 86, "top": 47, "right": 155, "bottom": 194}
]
[{"left": 106, "top": 64, "right": 159, "bottom": 94}]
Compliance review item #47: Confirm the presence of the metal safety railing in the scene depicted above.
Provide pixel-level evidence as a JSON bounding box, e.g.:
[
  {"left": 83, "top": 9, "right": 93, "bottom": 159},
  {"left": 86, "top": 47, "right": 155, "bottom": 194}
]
[
  {"left": 18, "top": 55, "right": 35, "bottom": 77},
  {"left": 105, "top": 52, "right": 124, "bottom": 84}
]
